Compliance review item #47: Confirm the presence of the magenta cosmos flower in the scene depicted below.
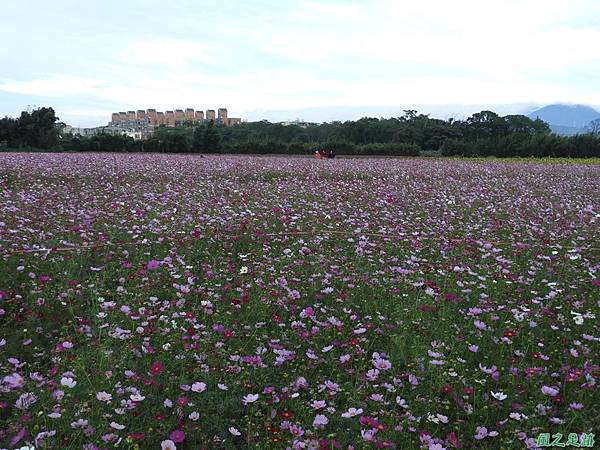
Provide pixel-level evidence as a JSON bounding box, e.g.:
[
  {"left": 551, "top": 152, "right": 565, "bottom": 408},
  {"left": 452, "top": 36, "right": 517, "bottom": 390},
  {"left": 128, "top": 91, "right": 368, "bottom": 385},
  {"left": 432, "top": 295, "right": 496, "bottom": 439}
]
[
  {"left": 147, "top": 260, "right": 160, "bottom": 270},
  {"left": 169, "top": 430, "right": 185, "bottom": 443}
]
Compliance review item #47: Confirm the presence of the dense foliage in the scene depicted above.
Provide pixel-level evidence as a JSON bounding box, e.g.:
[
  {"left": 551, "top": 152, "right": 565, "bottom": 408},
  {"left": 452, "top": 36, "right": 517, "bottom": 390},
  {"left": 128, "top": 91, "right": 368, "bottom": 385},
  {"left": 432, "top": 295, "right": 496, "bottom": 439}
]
[
  {"left": 2, "top": 107, "right": 600, "bottom": 156},
  {"left": 0, "top": 107, "right": 59, "bottom": 149},
  {"left": 0, "top": 154, "right": 598, "bottom": 449}
]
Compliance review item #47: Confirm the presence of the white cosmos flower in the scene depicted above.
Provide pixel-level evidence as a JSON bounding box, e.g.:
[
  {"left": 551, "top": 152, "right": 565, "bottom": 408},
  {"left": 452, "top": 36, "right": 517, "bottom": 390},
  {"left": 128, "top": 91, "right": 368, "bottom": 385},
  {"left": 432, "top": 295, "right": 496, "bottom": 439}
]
[
  {"left": 191, "top": 382, "right": 207, "bottom": 393},
  {"left": 242, "top": 393, "right": 259, "bottom": 405},
  {"left": 341, "top": 407, "right": 363, "bottom": 418},
  {"left": 490, "top": 391, "right": 507, "bottom": 401},
  {"left": 60, "top": 377, "right": 77, "bottom": 388},
  {"left": 96, "top": 391, "right": 112, "bottom": 402},
  {"left": 110, "top": 421, "right": 125, "bottom": 430},
  {"left": 161, "top": 440, "right": 177, "bottom": 450}
]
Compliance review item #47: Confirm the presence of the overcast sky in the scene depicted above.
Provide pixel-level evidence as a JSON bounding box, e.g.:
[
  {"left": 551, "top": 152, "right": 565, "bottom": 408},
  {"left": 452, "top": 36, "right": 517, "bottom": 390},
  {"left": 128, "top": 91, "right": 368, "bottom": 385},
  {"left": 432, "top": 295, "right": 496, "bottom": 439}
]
[{"left": 2, "top": 0, "right": 600, "bottom": 126}]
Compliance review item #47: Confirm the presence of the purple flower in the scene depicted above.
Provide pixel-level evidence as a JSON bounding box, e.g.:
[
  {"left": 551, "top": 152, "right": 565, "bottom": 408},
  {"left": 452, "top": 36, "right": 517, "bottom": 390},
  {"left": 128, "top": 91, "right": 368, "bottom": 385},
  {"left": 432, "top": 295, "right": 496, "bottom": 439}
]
[
  {"left": 191, "top": 382, "right": 207, "bottom": 393},
  {"left": 474, "top": 426, "right": 488, "bottom": 440},
  {"left": 474, "top": 320, "right": 487, "bottom": 331},
  {"left": 313, "top": 414, "right": 329, "bottom": 429},
  {"left": 541, "top": 385, "right": 559, "bottom": 397},
  {"left": 169, "top": 430, "right": 185, "bottom": 443}
]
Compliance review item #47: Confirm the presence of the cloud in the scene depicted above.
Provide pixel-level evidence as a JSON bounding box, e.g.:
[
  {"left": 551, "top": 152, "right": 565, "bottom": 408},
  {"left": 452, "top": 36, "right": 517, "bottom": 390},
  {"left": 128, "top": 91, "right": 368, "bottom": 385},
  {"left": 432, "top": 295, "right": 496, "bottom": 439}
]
[
  {"left": 2, "top": 0, "right": 600, "bottom": 124},
  {"left": 0, "top": 76, "right": 106, "bottom": 97},
  {"left": 119, "top": 38, "right": 216, "bottom": 66}
]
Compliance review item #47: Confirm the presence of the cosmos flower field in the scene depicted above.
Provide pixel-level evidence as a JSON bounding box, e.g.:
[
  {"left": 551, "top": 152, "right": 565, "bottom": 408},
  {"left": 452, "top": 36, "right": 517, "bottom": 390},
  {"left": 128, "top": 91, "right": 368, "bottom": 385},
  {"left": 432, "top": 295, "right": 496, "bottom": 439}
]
[{"left": 0, "top": 153, "right": 598, "bottom": 450}]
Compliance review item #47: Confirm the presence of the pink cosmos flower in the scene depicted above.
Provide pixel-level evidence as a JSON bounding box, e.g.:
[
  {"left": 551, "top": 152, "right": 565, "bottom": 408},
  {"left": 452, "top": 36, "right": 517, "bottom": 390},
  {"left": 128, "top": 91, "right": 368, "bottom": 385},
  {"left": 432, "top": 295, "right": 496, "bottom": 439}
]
[
  {"left": 541, "top": 385, "right": 559, "bottom": 396},
  {"left": 474, "top": 320, "right": 487, "bottom": 330},
  {"left": 191, "top": 382, "right": 207, "bottom": 393},
  {"left": 373, "top": 358, "right": 392, "bottom": 370},
  {"left": 341, "top": 407, "right": 363, "bottom": 418},
  {"left": 366, "top": 369, "right": 380, "bottom": 381},
  {"left": 474, "top": 426, "right": 488, "bottom": 440},
  {"left": 147, "top": 260, "right": 160, "bottom": 270},
  {"left": 447, "top": 431, "right": 461, "bottom": 448},
  {"left": 313, "top": 414, "right": 329, "bottom": 429},
  {"left": 149, "top": 361, "right": 163, "bottom": 376},
  {"left": 310, "top": 400, "right": 326, "bottom": 409},
  {"left": 3, "top": 373, "right": 25, "bottom": 389},
  {"left": 169, "top": 430, "right": 185, "bottom": 443},
  {"left": 429, "top": 444, "right": 446, "bottom": 450},
  {"left": 96, "top": 391, "right": 112, "bottom": 402},
  {"left": 339, "top": 354, "right": 351, "bottom": 363}
]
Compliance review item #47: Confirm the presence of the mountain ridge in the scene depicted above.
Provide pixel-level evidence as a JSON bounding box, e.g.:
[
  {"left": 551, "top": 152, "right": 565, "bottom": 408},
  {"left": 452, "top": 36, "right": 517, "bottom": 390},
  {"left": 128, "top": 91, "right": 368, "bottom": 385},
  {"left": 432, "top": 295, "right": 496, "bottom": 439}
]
[{"left": 527, "top": 104, "right": 600, "bottom": 135}]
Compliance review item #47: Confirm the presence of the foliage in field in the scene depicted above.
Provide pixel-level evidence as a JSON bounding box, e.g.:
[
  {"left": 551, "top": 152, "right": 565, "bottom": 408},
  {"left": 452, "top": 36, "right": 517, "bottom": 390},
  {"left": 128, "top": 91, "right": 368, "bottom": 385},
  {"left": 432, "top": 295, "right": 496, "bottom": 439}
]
[{"left": 0, "top": 154, "right": 598, "bottom": 449}]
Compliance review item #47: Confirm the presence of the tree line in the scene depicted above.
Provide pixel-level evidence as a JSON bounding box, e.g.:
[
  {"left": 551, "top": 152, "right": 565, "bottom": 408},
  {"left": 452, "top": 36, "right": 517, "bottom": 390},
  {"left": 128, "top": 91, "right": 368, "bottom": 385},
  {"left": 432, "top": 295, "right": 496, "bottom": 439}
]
[
  {"left": 2, "top": 107, "right": 600, "bottom": 157},
  {"left": 0, "top": 107, "right": 60, "bottom": 150}
]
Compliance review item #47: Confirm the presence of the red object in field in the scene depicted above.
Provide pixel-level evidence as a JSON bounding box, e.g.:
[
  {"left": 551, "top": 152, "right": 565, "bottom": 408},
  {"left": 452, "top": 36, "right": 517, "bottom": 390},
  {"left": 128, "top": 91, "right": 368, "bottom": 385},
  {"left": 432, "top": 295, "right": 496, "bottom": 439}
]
[{"left": 315, "top": 151, "right": 324, "bottom": 160}]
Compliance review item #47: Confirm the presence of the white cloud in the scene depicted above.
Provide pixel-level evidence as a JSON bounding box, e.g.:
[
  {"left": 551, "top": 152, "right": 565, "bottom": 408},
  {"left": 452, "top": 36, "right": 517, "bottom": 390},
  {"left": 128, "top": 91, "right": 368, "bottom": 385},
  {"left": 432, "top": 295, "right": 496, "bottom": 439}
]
[
  {"left": 0, "top": 76, "right": 106, "bottom": 97},
  {"left": 119, "top": 38, "right": 215, "bottom": 66},
  {"left": 3, "top": 0, "right": 600, "bottom": 124}
]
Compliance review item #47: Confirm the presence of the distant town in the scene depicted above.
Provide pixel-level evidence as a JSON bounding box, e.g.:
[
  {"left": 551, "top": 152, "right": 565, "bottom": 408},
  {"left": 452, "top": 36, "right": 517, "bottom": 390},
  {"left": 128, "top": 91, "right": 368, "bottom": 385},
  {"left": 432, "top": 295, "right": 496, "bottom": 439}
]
[{"left": 62, "top": 108, "right": 242, "bottom": 140}]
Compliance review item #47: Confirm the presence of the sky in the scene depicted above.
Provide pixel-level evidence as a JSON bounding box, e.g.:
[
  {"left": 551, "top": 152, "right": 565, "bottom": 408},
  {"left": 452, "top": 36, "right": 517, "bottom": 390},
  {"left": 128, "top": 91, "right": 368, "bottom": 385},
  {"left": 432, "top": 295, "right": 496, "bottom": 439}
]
[{"left": 1, "top": 0, "right": 600, "bottom": 126}]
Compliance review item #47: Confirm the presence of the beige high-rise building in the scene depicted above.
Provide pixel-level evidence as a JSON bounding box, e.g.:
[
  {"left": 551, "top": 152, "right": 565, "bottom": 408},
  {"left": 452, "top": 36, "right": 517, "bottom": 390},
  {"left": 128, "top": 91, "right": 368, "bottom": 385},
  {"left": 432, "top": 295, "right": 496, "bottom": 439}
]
[
  {"left": 165, "top": 111, "right": 175, "bottom": 126},
  {"left": 218, "top": 108, "right": 231, "bottom": 125},
  {"left": 109, "top": 106, "right": 241, "bottom": 138},
  {"left": 147, "top": 109, "right": 158, "bottom": 125}
]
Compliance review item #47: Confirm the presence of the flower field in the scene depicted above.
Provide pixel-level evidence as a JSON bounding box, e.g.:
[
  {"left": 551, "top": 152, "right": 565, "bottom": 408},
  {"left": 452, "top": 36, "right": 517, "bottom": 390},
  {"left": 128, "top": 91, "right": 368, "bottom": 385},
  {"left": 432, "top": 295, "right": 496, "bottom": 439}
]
[{"left": 0, "top": 153, "right": 598, "bottom": 450}]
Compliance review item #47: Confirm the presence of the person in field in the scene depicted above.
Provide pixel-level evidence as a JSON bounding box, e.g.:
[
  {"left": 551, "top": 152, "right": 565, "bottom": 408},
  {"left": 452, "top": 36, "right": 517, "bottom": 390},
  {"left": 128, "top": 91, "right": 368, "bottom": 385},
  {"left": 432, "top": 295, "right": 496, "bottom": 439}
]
[{"left": 315, "top": 149, "right": 335, "bottom": 159}]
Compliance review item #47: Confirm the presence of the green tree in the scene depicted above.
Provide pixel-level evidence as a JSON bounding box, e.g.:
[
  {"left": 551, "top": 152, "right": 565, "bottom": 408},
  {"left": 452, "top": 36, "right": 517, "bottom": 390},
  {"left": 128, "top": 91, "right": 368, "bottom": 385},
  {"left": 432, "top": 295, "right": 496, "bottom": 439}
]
[
  {"left": 192, "top": 126, "right": 205, "bottom": 153},
  {"left": 203, "top": 121, "right": 221, "bottom": 152},
  {"left": 588, "top": 118, "right": 600, "bottom": 135},
  {"left": 0, "top": 116, "right": 19, "bottom": 146},
  {"left": 18, "top": 107, "right": 60, "bottom": 148},
  {"left": 466, "top": 110, "right": 507, "bottom": 141}
]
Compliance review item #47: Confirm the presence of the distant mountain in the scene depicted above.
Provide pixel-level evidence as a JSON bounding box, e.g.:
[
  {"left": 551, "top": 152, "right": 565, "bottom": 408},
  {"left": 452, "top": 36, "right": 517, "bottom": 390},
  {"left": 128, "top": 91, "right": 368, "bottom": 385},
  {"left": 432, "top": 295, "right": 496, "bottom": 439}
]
[
  {"left": 546, "top": 124, "right": 585, "bottom": 136},
  {"left": 527, "top": 104, "right": 600, "bottom": 135}
]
